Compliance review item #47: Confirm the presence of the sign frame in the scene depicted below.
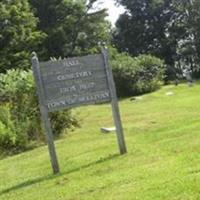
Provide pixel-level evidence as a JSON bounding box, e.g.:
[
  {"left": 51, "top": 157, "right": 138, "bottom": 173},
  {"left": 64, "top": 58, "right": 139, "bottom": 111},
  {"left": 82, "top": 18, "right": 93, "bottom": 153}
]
[{"left": 31, "top": 48, "right": 127, "bottom": 174}]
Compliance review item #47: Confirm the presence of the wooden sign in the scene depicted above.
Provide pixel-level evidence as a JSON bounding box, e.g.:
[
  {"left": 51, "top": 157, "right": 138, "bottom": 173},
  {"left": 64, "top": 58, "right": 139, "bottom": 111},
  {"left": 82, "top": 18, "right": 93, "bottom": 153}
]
[
  {"left": 39, "top": 54, "right": 111, "bottom": 111},
  {"left": 31, "top": 48, "right": 127, "bottom": 174}
]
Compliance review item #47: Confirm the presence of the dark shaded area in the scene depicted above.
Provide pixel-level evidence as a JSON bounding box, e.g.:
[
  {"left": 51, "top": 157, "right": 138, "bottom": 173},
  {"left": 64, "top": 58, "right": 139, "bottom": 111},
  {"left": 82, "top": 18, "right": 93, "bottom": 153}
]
[{"left": 0, "top": 153, "right": 119, "bottom": 196}]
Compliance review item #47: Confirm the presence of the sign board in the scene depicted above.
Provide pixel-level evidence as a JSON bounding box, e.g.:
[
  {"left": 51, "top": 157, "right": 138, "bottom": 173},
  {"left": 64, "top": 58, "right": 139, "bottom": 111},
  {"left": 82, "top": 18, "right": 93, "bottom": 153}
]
[
  {"left": 31, "top": 48, "right": 127, "bottom": 174},
  {"left": 39, "top": 54, "right": 111, "bottom": 111}
]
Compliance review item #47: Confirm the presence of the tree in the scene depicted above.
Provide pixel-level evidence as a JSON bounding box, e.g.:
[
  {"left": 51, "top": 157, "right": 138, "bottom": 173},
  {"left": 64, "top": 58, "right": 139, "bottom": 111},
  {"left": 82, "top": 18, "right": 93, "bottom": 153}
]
[
  {"left": 0, "top": 0, "right": 45, "bottom": 73},
  {"left": 185, "top": 0, "right": 200, "bottom": 71},
  {"left": 29, "top": 0, "right": 110, "bottom": 59},
  {"left": 165, "top": 0, "right": 200, "bottom": 74},
  {"left": 113, "top": 0, "right": 189, "bottom": 66}
]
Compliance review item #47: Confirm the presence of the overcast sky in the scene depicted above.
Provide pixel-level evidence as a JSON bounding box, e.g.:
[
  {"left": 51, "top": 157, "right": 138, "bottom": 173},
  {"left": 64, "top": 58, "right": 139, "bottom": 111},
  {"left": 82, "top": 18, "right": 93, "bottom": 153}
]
[{"left": 93, "top": 0, "right": 125, "bottom": 26}]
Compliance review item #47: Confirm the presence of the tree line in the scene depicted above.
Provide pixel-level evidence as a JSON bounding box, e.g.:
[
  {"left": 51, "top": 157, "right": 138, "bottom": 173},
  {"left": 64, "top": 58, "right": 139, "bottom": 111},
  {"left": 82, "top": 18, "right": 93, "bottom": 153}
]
[
  {"left": 0, "top": 0, "right": 109, "bottom": 72},
  {"left": 1, "top": 0, "right": 200, "bottom": 75},
  {"left": 114, "top": 0, "right": 200, "bottom": 78}
]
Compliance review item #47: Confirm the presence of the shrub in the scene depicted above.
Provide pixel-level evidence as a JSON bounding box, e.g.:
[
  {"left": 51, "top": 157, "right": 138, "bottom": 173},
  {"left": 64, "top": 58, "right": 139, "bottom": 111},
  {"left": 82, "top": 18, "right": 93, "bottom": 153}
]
[
  {"left": 0, "top": 69, "right": 78, "bottom": 153},
  {"left": 0, "top": 105, "right": 28, "bottom": 152},
  {"left": 0, "top": 118, "right": 16, "bottom": 149},
  {"left": 110, "top": 48, "right": 165, "bottom": 97}
]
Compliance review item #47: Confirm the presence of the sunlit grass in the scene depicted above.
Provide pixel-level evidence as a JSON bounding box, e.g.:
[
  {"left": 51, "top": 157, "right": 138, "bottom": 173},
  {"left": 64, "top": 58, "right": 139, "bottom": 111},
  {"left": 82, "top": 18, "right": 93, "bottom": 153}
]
[{"left": 0, "top": 83, "right": 200, "bottom": 200}]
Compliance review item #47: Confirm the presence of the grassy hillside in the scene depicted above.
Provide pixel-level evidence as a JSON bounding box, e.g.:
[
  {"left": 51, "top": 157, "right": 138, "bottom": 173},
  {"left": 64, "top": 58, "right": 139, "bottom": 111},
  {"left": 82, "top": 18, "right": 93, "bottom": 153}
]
[{"left": 0, "top": 83, "right": 200, "bottom": 200}]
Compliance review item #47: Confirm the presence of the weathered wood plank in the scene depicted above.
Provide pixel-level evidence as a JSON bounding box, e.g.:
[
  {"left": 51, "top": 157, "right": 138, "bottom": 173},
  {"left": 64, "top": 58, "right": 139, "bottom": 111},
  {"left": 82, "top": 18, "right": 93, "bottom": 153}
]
[
  {"left": 44, "top": 81, "right": 110, "bottom": 101},
  {"left": 46, "top": 90, "right": 111, "bottom": 112},
  {"left": 31, "top": 52, "right": 60, "bottom": 174},
  {"left": 38, "top": 53, "right": 111, "bottom": 111},
  {"left": 40, "top": 54, "right": 104, "bottom": 75},
  {"left": 41, "top": 69, "right": 108, "bottom": 85},
  {"left": 101, "top": 48, "right": 127, "bottom": 155}
]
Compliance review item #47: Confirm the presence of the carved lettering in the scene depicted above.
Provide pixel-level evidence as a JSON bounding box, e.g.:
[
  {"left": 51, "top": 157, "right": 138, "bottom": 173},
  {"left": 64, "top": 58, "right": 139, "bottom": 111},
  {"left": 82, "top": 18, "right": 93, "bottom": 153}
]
[
  {"left": 77, "top": 92, "right": 110, "bottom": 102},
  {"left": 63, "top": 60, "right": 80, "bottom": 67},
  {"left": 60, "top": 86, "right": 77, "bottom": 94},
  {"left": 79, "top": 82, "right": 95, "bottom": 90},
  {"left": 59, "top": 82, "right": 96, "bottom": 94},
  {"left": 57, "top": 71, "right": 92, "bottom": 81},
  {"left": 47, "top": 91, "right": 110, "bottom": 109}
]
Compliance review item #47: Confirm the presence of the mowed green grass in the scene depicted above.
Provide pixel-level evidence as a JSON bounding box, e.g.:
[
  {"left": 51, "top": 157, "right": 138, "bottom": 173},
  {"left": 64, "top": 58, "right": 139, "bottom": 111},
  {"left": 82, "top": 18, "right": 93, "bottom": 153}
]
[{"left": 0, "top": 83, "right": 200, "bottom": 200}]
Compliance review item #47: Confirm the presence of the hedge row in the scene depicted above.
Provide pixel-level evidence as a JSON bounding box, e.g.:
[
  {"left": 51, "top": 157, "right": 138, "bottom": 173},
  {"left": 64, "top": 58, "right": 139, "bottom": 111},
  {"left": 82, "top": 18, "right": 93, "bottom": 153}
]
[{"left": 110, "top": 49, "right": 165, "bottom": 97}]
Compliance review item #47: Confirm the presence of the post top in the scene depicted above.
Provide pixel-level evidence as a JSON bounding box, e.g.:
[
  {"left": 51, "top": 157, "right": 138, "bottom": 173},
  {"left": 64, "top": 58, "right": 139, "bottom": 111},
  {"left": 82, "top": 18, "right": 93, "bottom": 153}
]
[{"left": 31, "top": 52, "right": 38, "bottom": 59}]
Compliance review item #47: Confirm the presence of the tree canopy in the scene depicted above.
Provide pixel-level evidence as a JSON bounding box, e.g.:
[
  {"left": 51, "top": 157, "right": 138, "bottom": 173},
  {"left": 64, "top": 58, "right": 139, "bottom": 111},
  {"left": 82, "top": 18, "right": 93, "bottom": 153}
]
[
  {"left": 113, "top": 0, "right": 197, "bottom": 67},
  {"left": 0, "top": 0, "right": 111, "bottom": 72},
  {"left": 29, "top": 0, "right": 110, "bottom": 59},
  {"left": 0, "top": 0, "right": 44, "bottom": 72},
  {"left": 1, "top": 0, "right": 200, "bottom": 75}
]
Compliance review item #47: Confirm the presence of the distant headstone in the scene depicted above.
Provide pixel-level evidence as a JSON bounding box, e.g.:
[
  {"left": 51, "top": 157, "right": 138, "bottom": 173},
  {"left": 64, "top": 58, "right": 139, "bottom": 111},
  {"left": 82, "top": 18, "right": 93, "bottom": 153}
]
[
  {"left": 130, "top": 96, "right": 143, "bottom": 101},
  {"left": 166, "top": 92, "right": 174, "bottom": 96},
  {"left": 101, "top": 127, "right": 116, "bottom": 133},
  {"left": 31, "top": 48, "right": 127, "bottom": 174},
  {"left": 183, "top": 67, "right": 193, "bottom": 87}
]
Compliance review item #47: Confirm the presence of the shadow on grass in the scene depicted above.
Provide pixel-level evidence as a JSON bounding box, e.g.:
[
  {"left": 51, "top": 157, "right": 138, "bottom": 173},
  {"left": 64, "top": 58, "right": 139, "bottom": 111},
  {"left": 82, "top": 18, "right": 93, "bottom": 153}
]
[{"left": 0, "top": 153, "right": 120, "bottom": 196}]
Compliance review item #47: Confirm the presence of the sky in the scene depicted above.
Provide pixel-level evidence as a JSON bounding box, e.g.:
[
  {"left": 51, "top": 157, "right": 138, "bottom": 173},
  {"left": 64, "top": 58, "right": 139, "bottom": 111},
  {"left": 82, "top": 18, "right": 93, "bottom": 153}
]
[{"left": 93, "top": 0, "right": 125, "bottom": 26}]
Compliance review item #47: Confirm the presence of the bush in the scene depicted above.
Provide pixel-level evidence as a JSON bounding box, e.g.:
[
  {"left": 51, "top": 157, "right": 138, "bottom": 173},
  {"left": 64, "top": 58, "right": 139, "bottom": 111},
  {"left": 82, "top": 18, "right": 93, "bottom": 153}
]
[
  {"left": 110, "top": 48, "right": 165, "bottom": 97},
  {"left": 0, "top": 118, "right": 16, "bottom": 149},
  {"left": 0, "top": 69, "right": 78, "bottom": 153}
]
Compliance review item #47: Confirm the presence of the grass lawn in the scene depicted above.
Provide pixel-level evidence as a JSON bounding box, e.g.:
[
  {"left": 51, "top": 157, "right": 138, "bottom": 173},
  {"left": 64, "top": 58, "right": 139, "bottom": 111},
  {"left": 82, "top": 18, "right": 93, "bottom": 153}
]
[{"left": 0, "top": 83, "right": 200, "bottom": 200}]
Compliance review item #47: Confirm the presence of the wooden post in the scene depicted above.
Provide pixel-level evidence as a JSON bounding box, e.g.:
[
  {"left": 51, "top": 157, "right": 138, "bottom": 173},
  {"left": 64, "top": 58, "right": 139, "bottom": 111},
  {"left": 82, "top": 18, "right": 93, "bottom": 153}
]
[
  {"left": 31, "top": 52, "right": 60, "bottom": 174},
  {"left": 101, "top": 48, "right": 127, "bottom": 154}
]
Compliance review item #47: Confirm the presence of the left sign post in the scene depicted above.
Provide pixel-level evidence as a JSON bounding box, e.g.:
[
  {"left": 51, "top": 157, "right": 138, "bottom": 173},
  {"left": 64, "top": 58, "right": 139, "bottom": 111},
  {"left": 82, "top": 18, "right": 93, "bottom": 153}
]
[{"left": 31, "top": 52, "right": 60, "bottom": 174}]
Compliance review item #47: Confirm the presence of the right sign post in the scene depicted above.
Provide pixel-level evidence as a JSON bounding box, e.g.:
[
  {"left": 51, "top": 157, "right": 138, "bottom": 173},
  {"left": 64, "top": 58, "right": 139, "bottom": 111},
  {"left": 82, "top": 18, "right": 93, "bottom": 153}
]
[{"left": 101, "top": 47, "right": 127, "bottom": 155}]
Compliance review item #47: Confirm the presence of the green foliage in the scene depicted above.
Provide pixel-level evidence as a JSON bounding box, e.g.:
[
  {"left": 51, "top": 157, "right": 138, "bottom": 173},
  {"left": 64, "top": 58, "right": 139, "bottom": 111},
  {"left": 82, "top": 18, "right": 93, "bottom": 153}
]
[
  {"left": 190, "top": 0, "right": 200, "bottom": 56},
  {"left": 113, "top": 0, "right": 197, "bottom": 70},
  {"left": 0, "top": 0, "right": 45, "bottom": 73},
  {"left": 29, "top": 0, "right": 110, "bottom": 59},
  {"left": 0, "top": 69, "right": 78, "bottom": 153},
  {"left": 110, "top": 48, "right": 165, "bottom": 97},
  {"left": 0, "top": 108, "right": 16, "bottom": 149},
  {"left": 114, "top": 0, "right": 178, "bottom": 63},
  {"left": 180, "top": 0, "right": 200, "bottom": 75}
]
